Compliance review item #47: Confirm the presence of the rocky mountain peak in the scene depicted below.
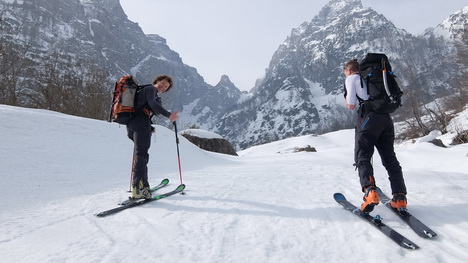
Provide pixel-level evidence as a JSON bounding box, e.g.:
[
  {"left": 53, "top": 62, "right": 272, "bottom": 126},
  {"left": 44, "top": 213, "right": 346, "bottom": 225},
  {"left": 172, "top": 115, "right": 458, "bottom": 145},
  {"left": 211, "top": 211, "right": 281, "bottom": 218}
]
[
  {"left": 215, "top": 1, "right": 466, "bottom": 150},
  {"left": 216, "top": 75, "right": 234, "bottom": 87},
  {"left": 213, "top": 75, "right": 242, "bottom": 102},
  {"left": 318, "top": 0, "right": 364, "bottom": 20},
  {"left": 434, "top": 6, "right": 468, "bottom": 41}
]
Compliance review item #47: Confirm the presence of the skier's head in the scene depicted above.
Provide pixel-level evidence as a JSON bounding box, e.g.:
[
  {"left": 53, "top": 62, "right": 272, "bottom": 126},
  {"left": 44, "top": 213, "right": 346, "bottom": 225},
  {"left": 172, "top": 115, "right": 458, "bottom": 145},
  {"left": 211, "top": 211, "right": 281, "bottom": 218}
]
[
  {"left": 153, "top": 75, "right": 173, "bottom": 93},
  {"left": 343, "top": 59, "right": 360, "bottom": 75}
]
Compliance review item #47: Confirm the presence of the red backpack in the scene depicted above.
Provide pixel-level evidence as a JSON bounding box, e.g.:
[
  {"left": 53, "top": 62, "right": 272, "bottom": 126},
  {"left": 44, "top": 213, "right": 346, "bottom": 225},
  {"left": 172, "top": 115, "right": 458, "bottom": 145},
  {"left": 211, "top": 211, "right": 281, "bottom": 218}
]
[{"left": 109, "top": 76, "right": 141, "bottom": 124}]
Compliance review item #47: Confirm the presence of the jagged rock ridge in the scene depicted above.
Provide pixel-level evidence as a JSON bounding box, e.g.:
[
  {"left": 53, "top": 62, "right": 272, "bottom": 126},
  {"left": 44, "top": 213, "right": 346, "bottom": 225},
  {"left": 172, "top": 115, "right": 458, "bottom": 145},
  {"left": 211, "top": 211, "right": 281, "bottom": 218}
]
[{"left": 215, "top": 0, "right": 467, "bottom": 149}]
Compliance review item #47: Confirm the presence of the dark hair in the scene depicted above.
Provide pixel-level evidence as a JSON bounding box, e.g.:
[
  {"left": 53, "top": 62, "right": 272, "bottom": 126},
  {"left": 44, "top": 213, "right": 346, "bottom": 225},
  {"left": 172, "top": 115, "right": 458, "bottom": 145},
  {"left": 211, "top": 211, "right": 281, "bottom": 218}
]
[
  {"left": 344, "top": 59, "right": 360, "bottom": 73},
  {"left": 152, "top": 75, "right": 173, "bottom": 91}
]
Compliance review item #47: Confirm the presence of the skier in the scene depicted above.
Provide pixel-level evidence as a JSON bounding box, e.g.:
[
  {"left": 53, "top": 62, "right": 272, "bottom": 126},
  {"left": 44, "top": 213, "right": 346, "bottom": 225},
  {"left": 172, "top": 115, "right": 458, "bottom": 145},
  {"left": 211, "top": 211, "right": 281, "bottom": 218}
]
[
  {"left": 127, "top": 75, "right": 179, "bottom": 199},
  {"left": 343, "top": 59, "right": 407, "bottom": 213}
]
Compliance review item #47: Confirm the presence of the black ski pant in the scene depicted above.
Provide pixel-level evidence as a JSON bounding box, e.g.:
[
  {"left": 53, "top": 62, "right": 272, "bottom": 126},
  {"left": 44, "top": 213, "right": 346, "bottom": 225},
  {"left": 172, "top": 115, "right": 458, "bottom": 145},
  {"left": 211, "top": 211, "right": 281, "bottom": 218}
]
[
  {"left": 355, "top": 108, "right": 406, "bottom": 194},
  {"left": 126, "top": 116, "right": 152, "bottom": 188}
]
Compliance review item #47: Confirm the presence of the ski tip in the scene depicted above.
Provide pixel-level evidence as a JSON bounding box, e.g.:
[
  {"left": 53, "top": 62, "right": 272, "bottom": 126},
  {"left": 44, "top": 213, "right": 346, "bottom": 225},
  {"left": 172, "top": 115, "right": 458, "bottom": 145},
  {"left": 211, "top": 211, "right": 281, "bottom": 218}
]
[
  {"left": 424, "top": 231, "right": 438, "bottom": 238},
  {"left": 161, "top": 178, "right": 169, "bottom": 184},
  {"left": 333, "top": 193, "right": 346, "bottom": 201},
  {"left": 177, "top": 184, "right": 186, "bottom": 191},
  {"left": 403, "top": 242, "right": 420, "bottom": 250}
]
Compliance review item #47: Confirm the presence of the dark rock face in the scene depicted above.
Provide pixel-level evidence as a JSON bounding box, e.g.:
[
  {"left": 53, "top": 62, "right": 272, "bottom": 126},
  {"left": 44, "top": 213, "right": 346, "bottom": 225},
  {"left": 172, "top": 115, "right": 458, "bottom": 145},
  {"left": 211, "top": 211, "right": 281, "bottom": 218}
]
[
  {"left": 429, "top": 139, "right": 447, "bottom": 148},
  {"left": 294, "top": 145, "right": 317, "bottom": 153},
  {"left": 451, "top": 130, "right": 468, "bottom": 145},
  {"left": 181, "top": 133, "right": 238, "bottom": 156}
]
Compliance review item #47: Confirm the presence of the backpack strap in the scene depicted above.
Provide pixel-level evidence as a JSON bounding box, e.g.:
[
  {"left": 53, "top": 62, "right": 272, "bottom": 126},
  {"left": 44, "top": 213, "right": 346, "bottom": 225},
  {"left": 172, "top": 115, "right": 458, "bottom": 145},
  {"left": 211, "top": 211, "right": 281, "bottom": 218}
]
[
  {"left": 133, "top": 84, "right": 153, "bottom": 118},
  {"left": 148, "top": 92, "right": 162, "bottom": 122},
  {"left": 136, "top": 84, "right": 164, "bottom": 124},
  {"left": 356, "top": 75, "right": 366, "bottom": 106}
]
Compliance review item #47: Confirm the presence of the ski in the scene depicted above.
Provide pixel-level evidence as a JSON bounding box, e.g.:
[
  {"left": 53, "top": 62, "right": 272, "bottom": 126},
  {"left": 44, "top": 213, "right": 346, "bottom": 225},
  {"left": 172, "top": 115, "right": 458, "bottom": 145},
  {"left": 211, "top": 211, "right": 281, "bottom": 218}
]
[
  {"left": 119, "top": 178, "right": 170, "bottom": 205},
  {"left": 334, "top": 193, "right": 419, "bottom": 250},
  {"left": 150, "top": 178, "right": 170, "bottom": 192},
  {"left": 377, "top": 189, "right": 437, "bottom": 238},
  {"left": 95, "top": 184, "right": 186, "bottom": 217}
]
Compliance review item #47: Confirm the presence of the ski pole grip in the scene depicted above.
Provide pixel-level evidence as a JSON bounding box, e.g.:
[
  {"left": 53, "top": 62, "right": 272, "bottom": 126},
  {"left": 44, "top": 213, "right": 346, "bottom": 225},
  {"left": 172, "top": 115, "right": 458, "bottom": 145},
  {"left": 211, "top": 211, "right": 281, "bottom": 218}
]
[{"left": 173, "top": 121, "right": 179, "bottom": 144}]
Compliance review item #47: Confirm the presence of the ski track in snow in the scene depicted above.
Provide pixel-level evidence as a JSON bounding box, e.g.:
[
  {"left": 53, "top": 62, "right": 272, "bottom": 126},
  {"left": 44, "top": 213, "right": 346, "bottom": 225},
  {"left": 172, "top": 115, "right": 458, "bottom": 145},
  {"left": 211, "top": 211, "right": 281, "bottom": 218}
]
[{"left": 1, "top": 104, "right": 468, "bottom": 262}]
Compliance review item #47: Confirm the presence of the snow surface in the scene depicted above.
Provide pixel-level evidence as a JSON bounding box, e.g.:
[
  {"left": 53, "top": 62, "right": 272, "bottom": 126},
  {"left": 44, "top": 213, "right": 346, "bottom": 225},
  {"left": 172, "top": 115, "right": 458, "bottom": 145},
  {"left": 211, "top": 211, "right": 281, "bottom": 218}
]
[
  {"left": 1, "top": 104, "right": 468, "bottom": 262},
  {"left": 181, "top": 129, "right": 223, "bottom": 140}
]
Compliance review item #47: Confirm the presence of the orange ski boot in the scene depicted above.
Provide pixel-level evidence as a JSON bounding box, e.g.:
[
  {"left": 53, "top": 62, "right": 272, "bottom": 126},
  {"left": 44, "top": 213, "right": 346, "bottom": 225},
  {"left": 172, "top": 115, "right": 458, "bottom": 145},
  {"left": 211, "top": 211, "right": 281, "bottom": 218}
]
[
  {"left": 361, "top": 186, "right": 380, "bottom": 213},
  {"left": 390, "top": 193, "right": 407, "bottom": 212}
]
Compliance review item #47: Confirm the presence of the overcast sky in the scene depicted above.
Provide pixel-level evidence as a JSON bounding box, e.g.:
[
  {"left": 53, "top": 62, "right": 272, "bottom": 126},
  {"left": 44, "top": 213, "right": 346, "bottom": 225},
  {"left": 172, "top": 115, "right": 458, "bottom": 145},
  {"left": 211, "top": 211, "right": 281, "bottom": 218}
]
[{"left": 120, "top": 0, "right": 466, "bottom": 91}]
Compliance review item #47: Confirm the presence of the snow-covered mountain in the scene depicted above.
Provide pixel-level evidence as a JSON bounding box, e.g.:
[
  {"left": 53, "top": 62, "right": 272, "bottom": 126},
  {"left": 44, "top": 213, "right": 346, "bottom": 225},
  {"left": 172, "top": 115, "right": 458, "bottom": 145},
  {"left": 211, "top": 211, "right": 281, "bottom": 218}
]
[
  {"left": 430, "top": 5, "right": 468, "bottom": 42},
  {"left": 0, "top": 0, "right": 241, "bottom": 129},
  {"left": 215, "top": 0, "right": 467, "bottom": 149},
  {"left": 1, "top": 0, "right": 466, "bottom": 150},
  {"left": 425, "top": 6, "right": 468, "bottom": 88}
]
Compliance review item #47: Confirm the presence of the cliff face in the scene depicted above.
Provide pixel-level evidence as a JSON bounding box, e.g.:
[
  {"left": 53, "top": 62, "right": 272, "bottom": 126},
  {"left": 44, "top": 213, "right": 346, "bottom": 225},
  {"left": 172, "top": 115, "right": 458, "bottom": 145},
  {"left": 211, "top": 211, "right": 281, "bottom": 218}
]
[{"left": 0, "top": 0, "right": 241, "bottom": 129}]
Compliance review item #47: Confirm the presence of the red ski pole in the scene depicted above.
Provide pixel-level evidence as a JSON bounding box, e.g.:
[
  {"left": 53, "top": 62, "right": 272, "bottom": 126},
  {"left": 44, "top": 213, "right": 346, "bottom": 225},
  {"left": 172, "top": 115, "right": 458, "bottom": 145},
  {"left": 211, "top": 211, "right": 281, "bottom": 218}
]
[
  {"left": 173, "top": 121, "right": 185, "bottom": 194},
  {"left": 128, "top": 156, "right": 134, "bottom": 192}
]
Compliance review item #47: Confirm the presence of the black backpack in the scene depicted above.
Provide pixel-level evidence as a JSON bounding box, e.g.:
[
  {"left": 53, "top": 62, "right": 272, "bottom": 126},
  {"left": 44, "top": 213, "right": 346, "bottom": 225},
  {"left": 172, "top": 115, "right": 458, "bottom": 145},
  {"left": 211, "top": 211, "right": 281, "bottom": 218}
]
[{"left": 359, "top": 53, "right": 403, "bottom": 114}]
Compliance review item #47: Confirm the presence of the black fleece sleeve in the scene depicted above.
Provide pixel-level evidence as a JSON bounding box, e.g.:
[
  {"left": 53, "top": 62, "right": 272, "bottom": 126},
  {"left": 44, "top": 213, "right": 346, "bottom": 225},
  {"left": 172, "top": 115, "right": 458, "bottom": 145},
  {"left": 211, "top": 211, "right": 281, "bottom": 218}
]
[{"left": 144, "top": 86, "right": 171, "bottom": 118}]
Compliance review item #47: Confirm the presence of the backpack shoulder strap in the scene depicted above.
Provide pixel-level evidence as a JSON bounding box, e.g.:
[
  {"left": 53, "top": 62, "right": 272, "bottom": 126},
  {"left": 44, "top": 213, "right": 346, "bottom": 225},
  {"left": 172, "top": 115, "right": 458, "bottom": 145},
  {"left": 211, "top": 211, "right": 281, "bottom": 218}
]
[{"left": 355, "top": 75, "right": 366, "bottom": 105}]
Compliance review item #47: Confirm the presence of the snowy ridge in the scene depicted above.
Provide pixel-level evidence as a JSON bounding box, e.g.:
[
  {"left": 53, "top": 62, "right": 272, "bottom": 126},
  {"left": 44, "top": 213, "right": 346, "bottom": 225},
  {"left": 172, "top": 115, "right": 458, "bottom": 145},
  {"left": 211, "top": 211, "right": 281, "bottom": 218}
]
[
  {"left": 216, "top": 0, "right": 410, "bottom": 149},
  {"left": 181, "top": 129, "right": 224, "bottom": 139},
  {"left": 435, "top": 6, "right": 468, "bottom": 40},
  {"left": 216, "top": 0, "right": 467, "bottom": 150},
  {"left": 1, "top": 104, "right": 468, "bottom": 262}
]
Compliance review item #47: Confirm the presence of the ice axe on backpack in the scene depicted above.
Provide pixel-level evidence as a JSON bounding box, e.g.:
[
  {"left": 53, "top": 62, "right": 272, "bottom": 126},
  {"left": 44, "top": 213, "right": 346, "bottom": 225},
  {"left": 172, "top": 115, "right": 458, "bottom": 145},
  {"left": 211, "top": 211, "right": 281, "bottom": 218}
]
[
  {"left": 173, "top": 121, "right": 186, "bottom": 195},
  {"left": 381, "top": 58, "right": 395, "bottom": 103}
]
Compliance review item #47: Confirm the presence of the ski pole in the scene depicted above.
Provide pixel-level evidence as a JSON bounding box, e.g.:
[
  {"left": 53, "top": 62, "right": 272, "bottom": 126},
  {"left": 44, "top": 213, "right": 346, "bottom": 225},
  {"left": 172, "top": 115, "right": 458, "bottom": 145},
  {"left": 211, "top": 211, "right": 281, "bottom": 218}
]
[
  {"left": 128, "top": 156, "right": 134, "bottom": 192},
  {"left": 173, "top": 121, "right": 185, "bottom": 194}
]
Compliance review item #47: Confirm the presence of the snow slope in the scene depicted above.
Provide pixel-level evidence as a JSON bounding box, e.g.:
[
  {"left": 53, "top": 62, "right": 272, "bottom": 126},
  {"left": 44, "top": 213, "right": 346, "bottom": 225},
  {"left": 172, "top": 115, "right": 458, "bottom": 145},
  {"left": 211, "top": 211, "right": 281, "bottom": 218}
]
[{"left": 1, "top": 104, "right": 467, "bottom": 262}]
